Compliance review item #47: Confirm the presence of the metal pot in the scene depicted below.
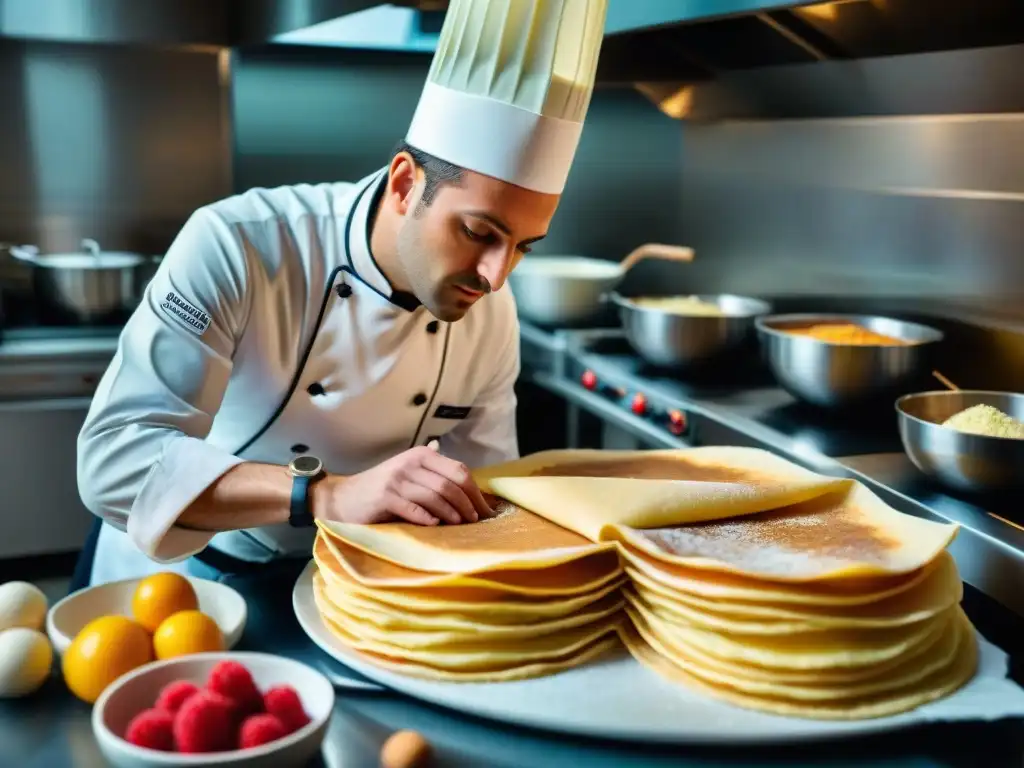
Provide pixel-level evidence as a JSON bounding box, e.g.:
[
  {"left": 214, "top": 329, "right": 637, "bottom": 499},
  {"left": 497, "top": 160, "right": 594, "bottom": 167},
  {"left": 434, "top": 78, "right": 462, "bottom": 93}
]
[
  {"left": 756, "top": 314, "right": 945, "bottom": 409},
  {"left": 508, "top": 243, "right": 695, "bottom": 327},
  {"left": 8, "top": 239, "right": 161, "bottom": 322},
  {"left": 611, "top": 293, "right": 771, "bottom": 369}
]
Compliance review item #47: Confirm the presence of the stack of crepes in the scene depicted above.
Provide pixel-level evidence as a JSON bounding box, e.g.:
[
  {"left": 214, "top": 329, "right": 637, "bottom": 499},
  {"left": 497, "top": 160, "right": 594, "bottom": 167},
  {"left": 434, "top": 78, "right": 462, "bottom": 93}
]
[
  {"left": 311, "top": 495, "right": 626, "bottom": 682},
  {"left": 475, "top": 446, "right": 973, "bottom": 720}
]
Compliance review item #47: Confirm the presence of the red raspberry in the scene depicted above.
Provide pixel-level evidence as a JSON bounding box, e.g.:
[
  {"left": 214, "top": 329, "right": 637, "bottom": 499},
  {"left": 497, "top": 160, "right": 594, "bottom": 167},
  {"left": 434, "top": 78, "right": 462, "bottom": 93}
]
[
  {"left": 173, "top": 690, "right": 237, "bottom": 753},
  {"left": 124, "top": 708, "right": 175, "bottom": 751},
  {"left": 238, "top": 714, "right": 289, "bottom": 749},
  {"left": 154, "top": 680, "right": 200, "bottom": 714},
  {"left": 206, "top": 660, "right": 263, "bottom": 717},
  {"left": 262, "top": 686, "right": 311, "bottom": 733}
]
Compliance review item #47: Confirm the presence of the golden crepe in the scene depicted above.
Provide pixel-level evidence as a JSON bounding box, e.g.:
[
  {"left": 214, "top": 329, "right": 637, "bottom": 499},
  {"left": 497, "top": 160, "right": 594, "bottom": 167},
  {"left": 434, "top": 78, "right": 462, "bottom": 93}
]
[
  {"left": 308, "top": 445, "right": 974, "bottom": 719},
  {"left": 318, "top": 495, "right": 615, "bottom": 573},
  {"left": 475, "top": 447, "right": 850, "bottom": 542},
  {"left": 313, "top": 572, "right": 622, "bottom": 681},
  {"left": 620, "top": 607, "right": 977, "bottom": 720},
  {"left": 316, "top": 524, "right": 621, "bottom": 596}
]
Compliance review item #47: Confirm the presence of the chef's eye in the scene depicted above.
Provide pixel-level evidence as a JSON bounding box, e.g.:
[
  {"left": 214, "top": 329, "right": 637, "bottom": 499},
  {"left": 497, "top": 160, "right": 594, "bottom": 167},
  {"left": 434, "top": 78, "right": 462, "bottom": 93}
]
[
  {"left": 516, "top": 244, "right": 533, "bottom": 255},
  {"left": 462, "top": 225, "right": 495, "bottom": 244}
]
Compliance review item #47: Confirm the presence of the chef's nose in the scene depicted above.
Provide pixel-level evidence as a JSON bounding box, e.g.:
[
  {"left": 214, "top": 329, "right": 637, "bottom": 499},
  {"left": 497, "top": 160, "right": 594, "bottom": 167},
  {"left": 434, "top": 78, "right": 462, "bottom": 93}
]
[{"left": 477, "top": 246, "right": 515, "bottom": 292}]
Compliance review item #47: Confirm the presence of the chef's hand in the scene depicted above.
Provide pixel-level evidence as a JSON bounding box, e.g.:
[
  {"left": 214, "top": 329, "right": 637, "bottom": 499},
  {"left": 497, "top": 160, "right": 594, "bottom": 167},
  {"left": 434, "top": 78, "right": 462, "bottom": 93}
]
[{"left": 314, "top": 446, "right": 492, "bottom": 526}]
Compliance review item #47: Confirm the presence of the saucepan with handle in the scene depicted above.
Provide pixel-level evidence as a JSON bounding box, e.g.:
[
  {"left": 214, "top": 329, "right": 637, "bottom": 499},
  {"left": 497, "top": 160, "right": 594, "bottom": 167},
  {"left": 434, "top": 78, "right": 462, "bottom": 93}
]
[
  {"left": 508, "top": 243, "right": 695, "bottom": 327},
  {"left": 8, "top": 238, "right": 162, "bottom": 322}
]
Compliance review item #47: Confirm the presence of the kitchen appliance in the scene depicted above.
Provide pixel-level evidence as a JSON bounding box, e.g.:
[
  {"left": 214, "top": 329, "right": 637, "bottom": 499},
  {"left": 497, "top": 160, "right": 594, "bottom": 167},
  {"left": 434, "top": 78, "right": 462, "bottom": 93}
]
[
  {"left": 896, "top": 390, "right": 1024, "bottom": 495},
  {"left": 509, "top": 243, "right": 694, "bottom": 327},
  {"left": 609, "top": 293, "right": 770, "bottom": 369},
  {"left": 8, "top": 239, "right": 161, "bottom": 324},
  {"left": 755, "top": 314, "right": 945, "bottom": 409}
]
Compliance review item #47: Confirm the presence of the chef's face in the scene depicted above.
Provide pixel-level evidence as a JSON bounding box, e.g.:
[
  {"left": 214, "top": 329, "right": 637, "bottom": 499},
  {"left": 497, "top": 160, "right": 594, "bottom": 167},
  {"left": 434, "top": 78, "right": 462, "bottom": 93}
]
[{"left": 389, "top": 155, "right": 559, "bottom": 322}]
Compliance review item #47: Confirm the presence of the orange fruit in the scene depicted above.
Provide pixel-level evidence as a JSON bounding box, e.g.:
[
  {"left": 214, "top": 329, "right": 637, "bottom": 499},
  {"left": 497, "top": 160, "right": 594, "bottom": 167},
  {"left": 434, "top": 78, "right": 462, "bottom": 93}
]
[
  {"left": 131, "top": 572, "right": 199, "bottom": 633},
  {"left": 153, "top": 610, "right": 224, "bottom": 660},
  {"left": 62, "top": 615, "right": 153, "bottom": 703}
]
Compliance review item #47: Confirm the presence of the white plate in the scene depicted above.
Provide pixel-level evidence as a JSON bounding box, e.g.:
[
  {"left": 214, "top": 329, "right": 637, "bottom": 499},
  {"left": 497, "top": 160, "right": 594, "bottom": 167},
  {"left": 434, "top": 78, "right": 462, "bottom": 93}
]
[
  {"left": 48, "top": 576, "right": 247, "bottom": 656},
  {"left": 292, "top": 561, "right": 1024, "bottom": 745}
]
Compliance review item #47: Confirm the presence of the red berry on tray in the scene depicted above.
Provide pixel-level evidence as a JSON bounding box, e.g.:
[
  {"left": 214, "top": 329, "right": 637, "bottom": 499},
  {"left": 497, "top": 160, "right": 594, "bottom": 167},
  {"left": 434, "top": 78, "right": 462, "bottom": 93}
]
[
  {"left": 174, "top": 690, "right": 238, "bottom": 753},
  {"left": 125, "top": 708, "right": 175, "bottom": 751},
  {"left": 263, "top": 685, "right": 311, "bottom": 733},
  {"left": 154, "top": 680, "right": 200, "bottom": 714},
  {"left": 239, "top": 713, "right": 289, "bottom": 749},
  {"left": 206, "top": 660, "right": 263, "bottom": 716}
]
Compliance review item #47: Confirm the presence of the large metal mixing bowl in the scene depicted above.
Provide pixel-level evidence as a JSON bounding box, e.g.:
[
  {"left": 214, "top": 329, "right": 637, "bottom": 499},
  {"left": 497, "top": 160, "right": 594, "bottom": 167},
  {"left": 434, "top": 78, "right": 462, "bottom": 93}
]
[
  {"left": 610, "top": 293, "right": 771, "bottom": 369},
  {"left": 896, "top": 390, "right": 1024, "bottom": 494},
  {"left": 755, "top": 314, "right": 944, "bottom": 408}
]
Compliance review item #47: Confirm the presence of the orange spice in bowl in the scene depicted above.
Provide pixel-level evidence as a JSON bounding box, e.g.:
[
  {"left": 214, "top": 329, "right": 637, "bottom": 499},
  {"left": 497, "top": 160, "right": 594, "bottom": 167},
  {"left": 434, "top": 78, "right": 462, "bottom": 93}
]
[{"left": 784, "top": 323, "right": 915, "bottom": 346}]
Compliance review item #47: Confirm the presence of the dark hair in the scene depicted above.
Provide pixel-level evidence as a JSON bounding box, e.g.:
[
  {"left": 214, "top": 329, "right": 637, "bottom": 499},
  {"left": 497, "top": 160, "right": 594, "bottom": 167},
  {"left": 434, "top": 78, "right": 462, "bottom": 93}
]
[{"left": 391, "top": 140, "right": 464, "bottom": 211}]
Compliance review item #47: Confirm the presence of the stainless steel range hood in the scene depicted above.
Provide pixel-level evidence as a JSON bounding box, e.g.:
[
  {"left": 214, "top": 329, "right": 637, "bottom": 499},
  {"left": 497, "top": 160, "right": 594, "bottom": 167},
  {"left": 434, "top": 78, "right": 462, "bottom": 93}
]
[{"left": 596, "top": 0, "right": 1024, "bottom": 82}]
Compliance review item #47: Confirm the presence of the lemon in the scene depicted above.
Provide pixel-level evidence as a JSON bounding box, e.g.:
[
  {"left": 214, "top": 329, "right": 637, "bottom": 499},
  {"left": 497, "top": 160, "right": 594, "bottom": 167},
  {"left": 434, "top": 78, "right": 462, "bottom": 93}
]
[
  {"left": 153, "top": 610, "right": 224, "bottom": 660},
  {"left": 62, "top": 615, "right": 152, "bottom": 704},
  {"left": 131, "top": 572, "right": 198, "bottom": 633}
]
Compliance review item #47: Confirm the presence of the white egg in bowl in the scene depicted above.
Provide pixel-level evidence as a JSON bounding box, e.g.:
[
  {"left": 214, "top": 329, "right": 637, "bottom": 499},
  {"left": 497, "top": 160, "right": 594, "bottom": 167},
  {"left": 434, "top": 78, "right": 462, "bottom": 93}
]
[
  {"left": 92, "top": 652, "right": 334, "bottom": 768},
  {"left": 47, "top": 576, "right": 246, "bottom": 656}
]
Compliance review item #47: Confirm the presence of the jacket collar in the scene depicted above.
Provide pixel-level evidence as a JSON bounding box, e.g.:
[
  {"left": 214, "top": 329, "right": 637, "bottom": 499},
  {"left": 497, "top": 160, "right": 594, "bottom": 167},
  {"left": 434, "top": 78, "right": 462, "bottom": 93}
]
[{"left": 344, "top": 168, "right": 421, "bottom": 312}]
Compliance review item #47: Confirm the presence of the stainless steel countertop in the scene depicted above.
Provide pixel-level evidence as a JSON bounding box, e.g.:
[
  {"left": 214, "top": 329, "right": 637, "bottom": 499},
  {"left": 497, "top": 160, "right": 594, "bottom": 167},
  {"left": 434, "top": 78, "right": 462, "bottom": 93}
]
[{"left": 4, "top": 560, "right": 1020, "bottom": 768}]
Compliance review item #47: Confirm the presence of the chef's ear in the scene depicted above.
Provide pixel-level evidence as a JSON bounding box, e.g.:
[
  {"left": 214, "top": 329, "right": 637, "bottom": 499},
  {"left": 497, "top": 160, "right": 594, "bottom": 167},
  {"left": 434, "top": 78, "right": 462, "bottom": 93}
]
[{"left": 387, "top": 151, "right": 424, "bottom": 216}]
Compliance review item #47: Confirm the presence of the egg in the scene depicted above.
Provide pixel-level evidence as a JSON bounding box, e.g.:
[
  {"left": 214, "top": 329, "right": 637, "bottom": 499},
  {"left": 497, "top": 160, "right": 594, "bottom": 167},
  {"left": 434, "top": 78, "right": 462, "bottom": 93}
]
[
  {"left": 381, "top": 730, "right": 433, "bottom": 768},
  {"left": 0, "top": 581, "right": 48, "bottom": 632},
  {"left": 0, "top": 628, "right": 53, "bottom": 698}
]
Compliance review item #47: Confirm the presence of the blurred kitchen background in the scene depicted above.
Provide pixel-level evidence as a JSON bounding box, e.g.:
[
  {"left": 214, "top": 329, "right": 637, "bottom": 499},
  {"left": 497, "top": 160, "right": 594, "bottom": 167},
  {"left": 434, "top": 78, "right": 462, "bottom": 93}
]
[{"left": 1, "top": 0, "right": 1023, "bottom": 588}]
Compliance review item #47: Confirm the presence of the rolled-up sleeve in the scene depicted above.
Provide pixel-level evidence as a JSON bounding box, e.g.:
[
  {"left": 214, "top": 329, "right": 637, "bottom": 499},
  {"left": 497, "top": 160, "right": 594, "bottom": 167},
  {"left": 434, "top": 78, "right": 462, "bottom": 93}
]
[
  {"left": 440, "top": 305, "right": 521, "bottom": 468},
  {"left": 77, "top": 207, "right": 252, "bottom": 563}
]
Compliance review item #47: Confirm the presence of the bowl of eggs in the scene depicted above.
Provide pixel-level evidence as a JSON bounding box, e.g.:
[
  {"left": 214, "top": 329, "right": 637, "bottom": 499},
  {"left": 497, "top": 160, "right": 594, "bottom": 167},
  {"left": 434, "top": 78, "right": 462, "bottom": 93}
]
[{"left": 47, "top": 572, "right": 247, "bottom": 705}]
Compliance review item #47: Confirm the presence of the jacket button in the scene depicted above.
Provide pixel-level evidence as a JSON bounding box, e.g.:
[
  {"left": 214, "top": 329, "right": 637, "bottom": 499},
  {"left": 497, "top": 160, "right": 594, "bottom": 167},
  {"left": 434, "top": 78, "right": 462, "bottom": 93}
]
[
  {"left": 426, "top": 320, "right": 439, "bottom": 334},
  {"left": 411, "top": 392, "right": 427, "bottom": 406},
  {"left": 336, "top": 283, "right": 352, "bottom": 299},
  {"left": 291, "top": 443, "right": 309, "bottom": 454},
  {"left": 307, "top": 382, "right": 326, "bottom": 396}
]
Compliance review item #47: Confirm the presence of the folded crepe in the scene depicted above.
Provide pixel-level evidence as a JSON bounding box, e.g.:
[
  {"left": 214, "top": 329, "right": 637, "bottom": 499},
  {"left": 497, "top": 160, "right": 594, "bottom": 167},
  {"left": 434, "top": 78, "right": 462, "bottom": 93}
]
[
  {"left": 477, "top": 447, "right": 958, "bottom": 581},
  {"left": 318, "top": 495, "right": 615, "bottom": 573}
]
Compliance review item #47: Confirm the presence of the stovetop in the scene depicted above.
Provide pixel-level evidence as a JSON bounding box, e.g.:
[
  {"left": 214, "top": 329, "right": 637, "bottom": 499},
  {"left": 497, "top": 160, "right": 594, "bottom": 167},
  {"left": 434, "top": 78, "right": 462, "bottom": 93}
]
[{"left": 559, "top": 329, "right": 905, "bottom": 459}]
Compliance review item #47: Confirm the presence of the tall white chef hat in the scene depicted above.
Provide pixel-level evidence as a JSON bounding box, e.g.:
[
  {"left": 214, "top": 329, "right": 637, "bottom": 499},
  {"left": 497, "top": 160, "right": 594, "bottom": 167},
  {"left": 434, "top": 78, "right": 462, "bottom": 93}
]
[{"left": 405, "top": 0, "right": 608, "bottom": 196}]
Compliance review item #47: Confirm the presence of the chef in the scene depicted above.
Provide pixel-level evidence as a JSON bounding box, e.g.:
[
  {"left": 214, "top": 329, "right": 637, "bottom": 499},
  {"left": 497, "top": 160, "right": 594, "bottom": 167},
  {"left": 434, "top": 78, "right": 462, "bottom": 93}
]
[{"left": 72, "top": 0, "right": 609, "bottom": 589}]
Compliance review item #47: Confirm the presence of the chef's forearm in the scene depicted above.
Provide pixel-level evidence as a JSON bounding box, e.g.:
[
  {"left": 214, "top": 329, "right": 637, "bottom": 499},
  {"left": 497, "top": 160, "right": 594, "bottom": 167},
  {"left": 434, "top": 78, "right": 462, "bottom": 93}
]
[{"left": 175, "top": 462, "right": 295, "bottom": 531}]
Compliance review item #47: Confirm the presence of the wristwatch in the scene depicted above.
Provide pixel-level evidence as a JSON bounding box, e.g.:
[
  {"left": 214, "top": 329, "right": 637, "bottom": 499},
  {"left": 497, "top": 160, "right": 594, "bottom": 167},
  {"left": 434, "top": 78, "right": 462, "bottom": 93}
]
[{"left": 288, "top": 455, "right": 326, "bottom": 528}]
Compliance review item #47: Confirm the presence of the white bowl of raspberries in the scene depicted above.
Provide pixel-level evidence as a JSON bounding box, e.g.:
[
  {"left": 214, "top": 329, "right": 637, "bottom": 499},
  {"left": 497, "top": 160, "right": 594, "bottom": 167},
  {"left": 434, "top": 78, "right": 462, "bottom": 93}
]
[{"left": 91, "top": 652, "right": 335, "bottom": 767}]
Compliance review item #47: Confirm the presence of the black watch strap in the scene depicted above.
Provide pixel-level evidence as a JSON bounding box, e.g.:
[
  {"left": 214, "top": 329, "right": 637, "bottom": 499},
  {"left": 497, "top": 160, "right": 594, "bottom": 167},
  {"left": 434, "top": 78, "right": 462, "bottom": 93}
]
[
  {"left": 288, "top": 455, "right": 324, "bottom": 528},
  {"left": 289, "top": 475, "right": 315, "bottom": 528}
]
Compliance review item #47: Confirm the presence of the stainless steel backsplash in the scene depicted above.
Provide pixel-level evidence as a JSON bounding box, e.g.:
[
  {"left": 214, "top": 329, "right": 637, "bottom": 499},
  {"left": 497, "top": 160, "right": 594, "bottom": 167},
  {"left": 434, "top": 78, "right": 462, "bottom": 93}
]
[{"left": 0, "top": 40, "right": 232, "bottom": 255}]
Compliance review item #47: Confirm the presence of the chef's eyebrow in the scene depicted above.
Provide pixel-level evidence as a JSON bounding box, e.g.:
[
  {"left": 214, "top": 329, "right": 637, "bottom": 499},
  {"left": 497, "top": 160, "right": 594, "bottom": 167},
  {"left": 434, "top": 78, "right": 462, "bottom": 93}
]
[{"left": 465, "top": 211, "right": 546, "bottom": 245}]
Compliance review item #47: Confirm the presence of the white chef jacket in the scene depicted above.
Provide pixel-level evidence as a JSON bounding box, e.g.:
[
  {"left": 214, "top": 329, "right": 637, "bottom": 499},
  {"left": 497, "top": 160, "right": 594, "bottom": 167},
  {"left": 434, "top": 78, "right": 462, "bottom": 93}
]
[{"left": 78, "top": 168, "right": 521, "bottom": 585}]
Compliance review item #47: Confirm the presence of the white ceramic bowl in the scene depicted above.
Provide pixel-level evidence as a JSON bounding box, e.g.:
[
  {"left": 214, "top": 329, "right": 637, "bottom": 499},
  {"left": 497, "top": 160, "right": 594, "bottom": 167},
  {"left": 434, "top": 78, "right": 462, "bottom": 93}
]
[
  {"left": 47, "top": 576, "right": 247, "bottom": 655},
  {"left": 92, "top": 652, "right": 334, "bottom": 768}
]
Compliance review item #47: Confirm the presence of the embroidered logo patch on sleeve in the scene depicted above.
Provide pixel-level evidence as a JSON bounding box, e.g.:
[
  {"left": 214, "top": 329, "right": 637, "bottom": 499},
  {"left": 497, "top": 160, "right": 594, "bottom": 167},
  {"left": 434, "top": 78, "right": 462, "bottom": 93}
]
[{"left": 161, "top": 291, "right": 212, "bottom": 335}]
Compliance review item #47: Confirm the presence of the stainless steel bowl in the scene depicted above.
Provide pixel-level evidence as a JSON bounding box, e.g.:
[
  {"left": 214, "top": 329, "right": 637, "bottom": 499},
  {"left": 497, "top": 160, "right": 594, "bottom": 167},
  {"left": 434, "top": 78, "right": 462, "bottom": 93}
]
[
  {"left": 610, "top": 293, "right": 771, "bottom": 369},
  {"left": 508, "top": 256, "right": 622, "bottom": 327},
  {"left": 896, "top": 390, "right": 1024, "bottom": 494},
  {"left": 755, "top": 314, "right": 944, "bottom": 408}
]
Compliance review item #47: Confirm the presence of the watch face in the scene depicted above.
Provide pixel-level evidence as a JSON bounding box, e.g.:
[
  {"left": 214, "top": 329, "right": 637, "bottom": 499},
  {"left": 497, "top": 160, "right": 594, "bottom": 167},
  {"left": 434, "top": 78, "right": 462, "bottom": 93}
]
[{"left": 291, "top": 455, "right": 322, "bottom": 476}]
